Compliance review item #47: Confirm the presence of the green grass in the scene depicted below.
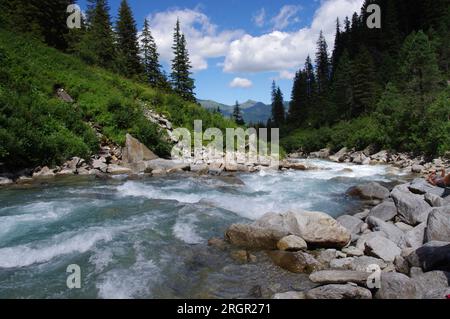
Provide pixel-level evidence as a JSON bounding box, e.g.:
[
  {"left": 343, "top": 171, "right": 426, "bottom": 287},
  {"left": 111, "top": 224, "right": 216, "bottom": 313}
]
[{"left": 0, "top": 30, "right": 236, "bottom": 169}]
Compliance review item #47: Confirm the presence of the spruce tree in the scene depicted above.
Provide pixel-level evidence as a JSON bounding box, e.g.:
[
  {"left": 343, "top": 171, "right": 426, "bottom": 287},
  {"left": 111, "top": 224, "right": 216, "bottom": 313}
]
[
  {"left": 288, "top": 70, "right": 308, "bottom": 126},
  {"left": 315, "top": 31, "right": 331, "bottom": 94},
  {"left": 232, "top": 101, "right": 245, "bottom": 125},
  {"left": 171, "top": 20, "right": 196, "bottom": 102},
  {"left": 304, "top": 55, "right": 317, "bottom": 126},
  {"left": 332, "top": 49, "right": 353, "bottom": 120},
  {"left": 116, "top": 0, "right": 141, "bottom": 77},
  {"left": 81, "top": 0, "right": 116, "bottom": 69},
  {"left": 141, "top": 18, "right": 166, "bottom": 88},
  {"left": 271, "top": 86, "right": 285, "bottom": 127}
]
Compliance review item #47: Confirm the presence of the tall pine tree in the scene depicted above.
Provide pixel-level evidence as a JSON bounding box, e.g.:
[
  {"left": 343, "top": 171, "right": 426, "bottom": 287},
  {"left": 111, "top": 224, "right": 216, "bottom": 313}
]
[
  {"left": 116, "top": 0, "right": 141, "bottom": 77},
  {"left": 271, "top": 84, "right": 285, "bottom": 127},
  {"left": 232, "top": 101, "right": 245, "bottom": 125},
  {"left": 141, "top": 18, "right": 167, "bottom": 88}
]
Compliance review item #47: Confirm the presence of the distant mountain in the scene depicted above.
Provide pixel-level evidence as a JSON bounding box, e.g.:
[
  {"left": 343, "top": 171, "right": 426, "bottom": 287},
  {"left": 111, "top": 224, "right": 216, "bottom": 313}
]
[{"left": 198, "top": 99, "right": 289, "bottom": 124}]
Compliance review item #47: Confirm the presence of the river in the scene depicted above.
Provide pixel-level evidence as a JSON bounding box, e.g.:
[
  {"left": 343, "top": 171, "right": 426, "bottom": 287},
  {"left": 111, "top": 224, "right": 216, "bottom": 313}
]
[{"left": 0, "top": 160, "right": 409, "bottom": 298}]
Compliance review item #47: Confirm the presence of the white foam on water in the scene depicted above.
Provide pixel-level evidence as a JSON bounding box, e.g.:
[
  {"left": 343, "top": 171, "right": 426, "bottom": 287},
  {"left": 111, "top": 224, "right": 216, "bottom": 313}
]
[
  {"left": 117, "top": 181, "right": 202, "bottom": 203},
  {"left": 96, "top": 242, "right": 160, "bottom": 299},
  {"left": 173, "top": 214, "right": 203, "bottom": 244},
  {"left": 0, "top": 227, "right": 115, "bottom": 268}
]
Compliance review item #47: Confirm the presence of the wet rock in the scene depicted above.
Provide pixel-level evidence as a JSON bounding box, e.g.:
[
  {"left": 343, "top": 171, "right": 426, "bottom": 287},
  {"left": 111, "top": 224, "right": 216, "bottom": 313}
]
[
  {"left": 424, "top": 207, "right": 450, "bottom": 242},
  {"left": 277, "top": 235, "right": 308, "bottom": 252},
  {"left": 411, "top": 270, "right": 450, "bottom": 299},
  {"left": 346, "top": 182, "right": 389, "bottom": 201},
  {"left": 391, "top": 185, "right": 431, "bottom": 226},
  {"left": 230, "top": 250, "right": 256, "bottom": 263},
  {"left": 306, "top": 284, "right": 372, "bottom": 299},
  {"left": 122, "top": 133, "right": 158, "bottom": 164},
  {"left": 374, "top": 272, "right": 416, "bottom": 299},
  {"left": 404, "top": 223, "right": 426, "bottom": 250},
  {"left": 267, "top": 250, "right": 323, "bottom": 274},
  {"left": 272, "top": 291, "right": 306, "bottom": 299},
  {"left": 309, "top": 270, "right": 371, "bottom": 286},
  {"left": 406, "top": 241, "right": 450, "bottom": 272},
  {"left": 32, "top": 166, "right": 55, "bottom": 178},
  {"left": 368, "top": 201, "right": 398, "bottom": 221},
  {"left": 364, "top": 236, "right": 401, "bottom": 262},
  {"left": 337, "top": 215, "right": 364, "bottom": 238},
  {"left": 225, "top": 224, "right": 287, "bottom": 250},
  {"left": 208, "top": 237, "right": 228, "bottom": 250}
]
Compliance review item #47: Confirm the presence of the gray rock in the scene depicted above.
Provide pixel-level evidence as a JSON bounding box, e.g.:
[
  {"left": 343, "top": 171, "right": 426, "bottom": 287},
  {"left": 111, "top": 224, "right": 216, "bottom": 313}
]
[
  {"left": 394, "top": 255, "right": 410, "bottom": 274},
  {"left": 190, "top": 164, "right": 209, "bottom": 174},
  {"left": 354, "top": 210, "right": 370, "bottom": 220},
  {"left": 408, "top": 178, "right": 445, "bottom": 197},
  {"left": 314, "top": 249, "right": 338, "bottom": 266},
  {"left": 32, "top": 166, "right": 55, "bottom": 178},
  {"left": 406, "top": 241, "right": 450, "bottom": 272},
  {"left": 254, "top": 211, "right": 351, "bottom": 249},
  {"left": 404, "top": 223, "right": 426, "bottom": 250},
  {"left": 337, "top": 215, "right": 364, "bottom": 238},
  {"left": 267, "top": 250, "right": 323, "bottom": 274},
  {"left": 391, "top": 185, "right": 431, "bottom": 226},
  {"left": 329, "top": 257, "right": 355, "bottom": 270},
  {"left": 225, "top": 224, "right": 288, "bottom": 250},
  {"left": 366, "top": 217, "right": 405, "bottom": 248},
  {"left": 356, "top": 231, "right": 386, "bottom": 251},
  {"left": 425, "top": 207, "right": 450, "bottom": 242},
  {"left": 306, "top": 284, "right": 372, "bottom": 299},
  {"left": 346, "top": 182, "right": 390, "bottom": 200},
  {"left": 272, "top": 291, "right": 306, "bottom": 299},
  {"left": 350, "top": 256, "right": 388, "bottom": 272},
  {"left": 424, "top": 193, "right": 446, "bottom": 207},
  {"left": 122, "top": 133, "right": 158, "bottom": 164},
  {"left": 395, "top": 222, "right": 414, "bottom": 232},
  {"left": 411, "top": 270, "right": 450, "bottom": 299},
  {"left": 329, "top": 147, "right": 348, "bottom": 163},
  {"left": 342, "top": 246, "right": 364, "bottom": 257},
  {"left": 106, "top": 164, "right": 132, "bottom": 175},
  {"left": 145, "top": 159, "right": 189, "bottom": 173},
  {"left": 368, "top": 201, "right": 398, "bottom": 221},
  {"left": 277, "top": 235, "right": 308, "bottom": 252},
  {"left": 309, "top": 270, "right": 371, "bottom": 286},
  {"left": 92, "top": 159, "right": 108, "bottom": 173},
  {"left": 412, "top": 165, "right": 425, "bottom": 174},
  {"left": 375, "top": 272, "right": 416, "bottom": 299},
  {"left": 365, "top": 236, "right": 401, "bottom": 262}
]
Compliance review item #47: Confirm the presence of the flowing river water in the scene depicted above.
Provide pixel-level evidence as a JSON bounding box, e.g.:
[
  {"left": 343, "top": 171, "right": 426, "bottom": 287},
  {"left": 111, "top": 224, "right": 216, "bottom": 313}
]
[{"left": 0, "top": 160, "right": 409, "bottom": 299}]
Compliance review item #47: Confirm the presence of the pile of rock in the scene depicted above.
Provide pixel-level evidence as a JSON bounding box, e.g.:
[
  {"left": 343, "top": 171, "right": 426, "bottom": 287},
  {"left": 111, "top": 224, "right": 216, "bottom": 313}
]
[
  {"left": 219, "top": 180, "right": 450, "bottom": 299},
  {"left": 299, "top": 147, "right": 449, "bottom": 176}
]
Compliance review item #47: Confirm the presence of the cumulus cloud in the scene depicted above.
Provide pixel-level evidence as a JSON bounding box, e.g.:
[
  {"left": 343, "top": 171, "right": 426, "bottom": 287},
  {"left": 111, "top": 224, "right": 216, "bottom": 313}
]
[
  {"left": 271, "top": 5, "right": 301, "bottom": 30},
  {"left": 224, "top": 0, "right": 364, "bottom": 73},
  {"left": 146, "top": 8, "right": 244, "bottom": 71},
  {"left": 253, "top": 8, "right": 266, "bottom": 27},
  {"left": 229, "top": 77, "right": 253, "bottom": 88},
  {"left": 278, "top": 70, "right": 296, "bottom": 80}
]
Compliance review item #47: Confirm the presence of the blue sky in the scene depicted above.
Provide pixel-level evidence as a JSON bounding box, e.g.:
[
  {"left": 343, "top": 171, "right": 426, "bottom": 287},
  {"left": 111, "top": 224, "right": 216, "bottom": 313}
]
[{"left": 77, "top": 0, "right": 364, "bottom": 105}]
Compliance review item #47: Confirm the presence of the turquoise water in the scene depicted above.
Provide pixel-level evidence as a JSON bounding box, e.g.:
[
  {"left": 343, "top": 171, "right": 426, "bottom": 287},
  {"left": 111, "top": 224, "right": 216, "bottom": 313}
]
[{"left": 0, "top": 160, "right": 406, "bottom": 299}]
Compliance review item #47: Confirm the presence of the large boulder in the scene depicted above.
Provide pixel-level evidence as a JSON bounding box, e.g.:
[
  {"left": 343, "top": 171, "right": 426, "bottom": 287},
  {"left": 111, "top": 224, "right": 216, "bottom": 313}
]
[
  {"left": 277, "top": 235, "right": 308, "bottom": 252},
  {"left": 374, "top": 272, "right": 417, "bottom": 299},
  {"left": 337, "top": 215, "right": 364, "bottom": 238},
  {"left": 408, "top": 178, "right": 445, "bottom": 197},
  {"left": 122, "top": 134, "right": 158, "bottom": 164},
  {"left": 267, "top": 250, "right": 323, "bottom": 274},
  {"left": 424, "top": 207, "right": 450, "bottom": 242},
  {"left": 106, "top": 164, "right": 133, "bottom": 175},
  {"left": 411, "top": 269, "right": 450, "bottom": 299},
  {"left": 356, "top": 231, "right": 387, "bottom": 251},
  {"left": 366, "top": 216, "right": 405, "bottom": 248},
  {"left": 306, "top": 284, "right": 372, "bottom": 299},
  {"left": 391, "top": 185, "right": 431, "bottom": 226},
  {"left": 225, "top": 224, "right": 288, "bottom": 250},
  {"left": 32, "top": 166, "right": 55, "bottom": 178},
  {"left": 145, "top": 158, "right": 189, "bottom": 173},
  {"left": 0, "top": 177, "right": 13, "bottom": 186},
  {"left": 364, "top": 236, "right": 401, "bottom": 262},
  {"left": 404, "top": 223, "right": 426, "bottom": 250},
  {"left": 424, "top": 193, "right": 447, "bottom": 207},
  {"left": 254, "top": 211, "right": 351, "bottom": 249},
  {"left": 309, "top": 270, "right": 370, "bottom": 286},
  {"left": 329, "top": 147, "right": 348, "bottom": 163},
  {"left": 368, "top": 201, "right": 398, "bottom": 221},
  {"left": 346, "top": 182, "right": 389, "bottom": 201},
  {"left": 406, "top": 241, "right": 450, "bottom": 272}
]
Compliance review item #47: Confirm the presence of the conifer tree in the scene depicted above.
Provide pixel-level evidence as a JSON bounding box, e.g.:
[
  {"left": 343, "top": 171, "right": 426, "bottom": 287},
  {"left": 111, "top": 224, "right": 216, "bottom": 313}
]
[
  {"left": 116, "top": 0, "right": 141, "bottom": 77},
  {"left": 141, "top": 18, "right": 166, "bottom": 88},
  {"left": 171, "top": 20, "right": 196, "bottom": 102},
  {"left": 332, "top": 49, "right": 353, "bottom": 120},
  {"left": 232, "top": 101, "right": 245, "bottom": 125},
  {"left": 271, "top": 85, "right": 285, "bottom": 127},
  {"left": 315, "top": 31, "right": 331, "bottom": 94},
  {"left": 288, "top": 70, "right": 308, "bottom": 126}
]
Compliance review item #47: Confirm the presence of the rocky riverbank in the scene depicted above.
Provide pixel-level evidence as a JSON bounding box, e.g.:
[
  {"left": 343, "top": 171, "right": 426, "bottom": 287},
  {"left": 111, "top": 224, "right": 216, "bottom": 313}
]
[{"left": 214, "top": 179, "right": 450, "bottom": 299}]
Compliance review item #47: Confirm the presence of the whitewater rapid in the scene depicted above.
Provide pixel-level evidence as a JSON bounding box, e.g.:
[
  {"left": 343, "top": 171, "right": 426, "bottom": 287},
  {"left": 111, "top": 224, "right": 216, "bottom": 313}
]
[{"left": 0, "top": 160, "right": 409, "bottom": 298}]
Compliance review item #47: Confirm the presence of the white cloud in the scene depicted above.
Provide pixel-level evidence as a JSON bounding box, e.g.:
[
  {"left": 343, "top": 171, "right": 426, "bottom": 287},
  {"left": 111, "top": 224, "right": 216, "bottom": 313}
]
[
  {"left": 146, "top": 8, "right": 244, "bottom": 71},
  {"left": 253, "top": 8, "right": 266, "bottom": 27},
  {"left": 229, "top": 77, "right": 253, "bottom": 88},
  {"left": 271, "top": 5, "right": 301, "bottom": 30},
  {"left": 279, "top": 70, "right": 296, "bottom": 80},
  {"left": 224, "top": 0, "right": 364, "bottom": 73}
]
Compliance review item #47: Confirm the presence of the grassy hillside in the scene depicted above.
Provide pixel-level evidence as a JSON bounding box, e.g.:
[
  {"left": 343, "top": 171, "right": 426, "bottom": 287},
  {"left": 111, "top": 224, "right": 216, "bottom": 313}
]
[{"left": 0, "top": 30, "right": 235, "bottom": 169}]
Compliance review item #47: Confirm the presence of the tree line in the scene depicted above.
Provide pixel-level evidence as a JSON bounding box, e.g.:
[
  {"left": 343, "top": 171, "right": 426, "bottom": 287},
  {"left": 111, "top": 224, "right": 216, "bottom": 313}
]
[
  {"left": 0, "top": 0, "right": 196, "bottom": 102},
  {"left": 267, "top": 0, "right": 449, "bottom": 156}
]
